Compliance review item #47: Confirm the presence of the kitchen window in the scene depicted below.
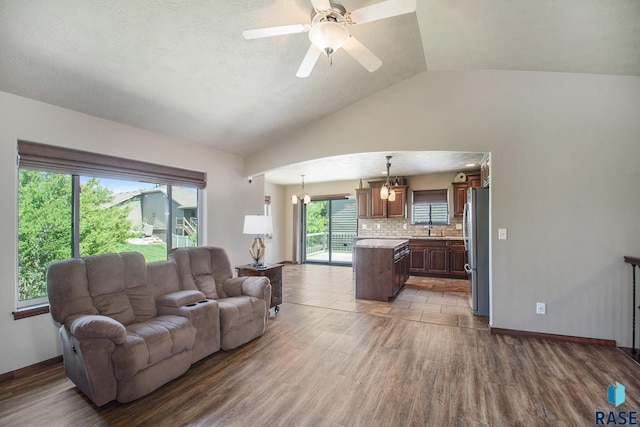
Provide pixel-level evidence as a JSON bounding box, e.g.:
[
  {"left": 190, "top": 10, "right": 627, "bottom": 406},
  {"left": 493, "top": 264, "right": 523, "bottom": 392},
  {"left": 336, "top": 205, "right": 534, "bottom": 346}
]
[
  {"left": 412, "top": 189, "right": 449, "bottom": 225},
  {"left": 15, "top": 141, "right": 206, "bottom": 316}
]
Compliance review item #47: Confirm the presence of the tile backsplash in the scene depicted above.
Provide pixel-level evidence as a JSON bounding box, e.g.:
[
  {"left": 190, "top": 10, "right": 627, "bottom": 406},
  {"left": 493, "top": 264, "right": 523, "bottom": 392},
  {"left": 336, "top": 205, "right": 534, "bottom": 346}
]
[{"left": 358, "top": 218, "right": 464, "bottom": 238}]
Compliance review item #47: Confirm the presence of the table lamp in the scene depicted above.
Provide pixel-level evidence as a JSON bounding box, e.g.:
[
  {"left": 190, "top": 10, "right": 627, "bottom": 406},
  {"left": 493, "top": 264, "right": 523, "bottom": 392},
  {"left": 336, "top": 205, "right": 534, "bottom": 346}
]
[{"left": 243, "top": 215, "right": 273, "bottom": 267}]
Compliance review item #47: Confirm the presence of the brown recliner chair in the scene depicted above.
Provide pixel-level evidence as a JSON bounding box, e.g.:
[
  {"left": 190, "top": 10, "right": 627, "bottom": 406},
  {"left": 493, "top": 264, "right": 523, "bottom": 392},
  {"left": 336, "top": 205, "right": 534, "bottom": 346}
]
[
  {"left": 170, "top": 246, "right": 271, "bottom": 350},
  {"left": 47, "top": 252, "right": 198, "bottom": 406}
]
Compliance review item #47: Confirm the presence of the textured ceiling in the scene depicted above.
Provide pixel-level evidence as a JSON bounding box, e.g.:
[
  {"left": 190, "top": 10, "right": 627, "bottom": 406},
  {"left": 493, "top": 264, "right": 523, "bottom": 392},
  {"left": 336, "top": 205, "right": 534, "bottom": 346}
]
[
  {"left": 264, "top": 151, "right": 486, "bottom": 185},
  {"left": 0, "top": 0, "right": 638, "bottom": 184},
  {"left": 0, "top": 0, "right": 425, "bottom": 157}
]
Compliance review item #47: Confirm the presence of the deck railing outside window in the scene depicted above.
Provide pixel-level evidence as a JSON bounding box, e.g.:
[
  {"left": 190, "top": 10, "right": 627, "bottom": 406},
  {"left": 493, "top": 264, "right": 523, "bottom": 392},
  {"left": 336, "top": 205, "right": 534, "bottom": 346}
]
[{"left": 305, "top": 232, "right": 357, "bottom": 256}]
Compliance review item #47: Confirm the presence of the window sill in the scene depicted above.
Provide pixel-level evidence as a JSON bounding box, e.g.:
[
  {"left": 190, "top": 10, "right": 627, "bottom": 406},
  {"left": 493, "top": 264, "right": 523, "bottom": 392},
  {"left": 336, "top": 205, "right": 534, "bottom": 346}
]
[{"left": 13, "top": 304, "right": 50, "bottom": 320}]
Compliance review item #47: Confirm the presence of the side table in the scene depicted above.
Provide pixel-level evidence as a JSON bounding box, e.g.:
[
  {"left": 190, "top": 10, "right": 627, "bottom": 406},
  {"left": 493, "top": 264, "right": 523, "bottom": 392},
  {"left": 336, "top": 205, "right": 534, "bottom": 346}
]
[{"left": 235, "top": 263, "right": 283, "bottom": 314}]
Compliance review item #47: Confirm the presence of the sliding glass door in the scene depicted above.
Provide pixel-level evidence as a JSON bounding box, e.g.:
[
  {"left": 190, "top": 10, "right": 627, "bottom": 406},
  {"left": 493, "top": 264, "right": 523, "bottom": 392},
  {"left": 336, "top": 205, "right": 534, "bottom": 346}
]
[{"left": 304, "top": 197, "right": 357, "bottom": 265}]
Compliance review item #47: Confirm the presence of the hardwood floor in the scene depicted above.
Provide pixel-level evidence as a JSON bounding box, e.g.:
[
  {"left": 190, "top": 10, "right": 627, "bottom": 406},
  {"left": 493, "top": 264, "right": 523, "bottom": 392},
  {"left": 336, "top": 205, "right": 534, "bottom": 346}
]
[
  {"left": 1, "top": 264, "right": 639, "bottom": 426},
  {"left": 285, "top": 263, "right": 488, "bottom": 330}
]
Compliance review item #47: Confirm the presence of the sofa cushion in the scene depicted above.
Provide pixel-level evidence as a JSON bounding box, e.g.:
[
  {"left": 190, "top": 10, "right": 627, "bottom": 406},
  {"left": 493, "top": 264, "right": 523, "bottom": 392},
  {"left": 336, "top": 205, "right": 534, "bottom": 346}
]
[
  {"left": 218, "top": 296, "right": 265, "bottom": 330},
  {"left": 126, "top": 284, "right": 157, "bottom": 323},
  {"left": 147, "top": 260, "right": 181, "bottom": 297},
  {"left": 85, "top": 253, "right": 135, "bottom": 325},
  {"left": 171, "top": 247, "right": 230, "bottom": 298},
  {"left": 47, "top": 258, "right": 98, "bottom": 324},
  {"left": 112, "top": 315, "right": 196, "bottom": 380},
  {"left": 122, "top": 252, "right": 157, "bottom": 322},
  {"left": 193, "top": 273, "right": 219, "bottom": 299},
  {"left": 112, "top": 333, "right": 149, "bottom": 380}
]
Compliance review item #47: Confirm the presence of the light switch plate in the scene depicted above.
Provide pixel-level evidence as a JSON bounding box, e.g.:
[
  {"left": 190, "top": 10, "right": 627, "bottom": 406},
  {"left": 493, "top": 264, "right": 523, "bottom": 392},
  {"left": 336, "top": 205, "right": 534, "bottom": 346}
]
[{"left": 498, "top": 228, "right": 507, "bottom": 240}]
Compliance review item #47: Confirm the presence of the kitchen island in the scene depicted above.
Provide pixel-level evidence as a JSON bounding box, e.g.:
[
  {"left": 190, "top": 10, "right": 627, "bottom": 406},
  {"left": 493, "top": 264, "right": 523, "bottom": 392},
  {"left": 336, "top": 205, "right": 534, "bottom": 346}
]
[{"left": 354, "top": 239, "right": 410, "bottom": 301}]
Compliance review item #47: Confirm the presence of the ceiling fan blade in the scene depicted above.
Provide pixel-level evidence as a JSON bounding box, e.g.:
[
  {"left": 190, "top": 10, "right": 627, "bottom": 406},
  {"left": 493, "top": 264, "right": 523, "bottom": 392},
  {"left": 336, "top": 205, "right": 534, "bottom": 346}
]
[
  {"left": 296, "top": 44, "right": 322, "bottom": 78},
  {"left": 342, "top": 37, "right": 382, "bottom": 72},
  {"left": 242, "top": 23, "right": 310, "bottom": 40},
  {"left": 347, "top": 0, "right": 416, "bottom": 25},
  {"left": 311, "top": 0, "right": 332, "bottom": 14}
]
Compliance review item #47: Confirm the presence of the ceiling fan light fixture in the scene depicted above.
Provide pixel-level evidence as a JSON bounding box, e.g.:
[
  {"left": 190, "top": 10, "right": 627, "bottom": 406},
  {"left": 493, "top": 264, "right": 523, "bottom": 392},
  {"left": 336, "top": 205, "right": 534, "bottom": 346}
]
[{"left": 309, "top": 21, "right": 349, "bottom": 56}]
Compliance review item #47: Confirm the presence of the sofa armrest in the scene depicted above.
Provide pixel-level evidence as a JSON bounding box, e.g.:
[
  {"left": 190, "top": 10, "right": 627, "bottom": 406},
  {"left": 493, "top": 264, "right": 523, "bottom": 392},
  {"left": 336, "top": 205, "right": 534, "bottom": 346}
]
[
  {"left": 156, "top": 290, "right": 207, "bottom": 308},
  {"left": 240, "top": 276, "right": 271, "bottom": 300},
  {"left": 67, "top": 315, "right": 127, "bottom": 345}
]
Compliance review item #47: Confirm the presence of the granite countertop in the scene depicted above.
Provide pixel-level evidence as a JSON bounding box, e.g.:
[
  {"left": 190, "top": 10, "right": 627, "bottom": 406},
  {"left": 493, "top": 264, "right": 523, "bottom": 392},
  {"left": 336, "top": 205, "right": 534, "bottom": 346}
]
[
  {"left": 405, "top": 236, "right": 463, "bottom": 241},
  {"left": 354, "top": 236, "right": 463, "bottom": 242},
  {"left": 355, "top": 239, "right": 409, "bottom": 249}
]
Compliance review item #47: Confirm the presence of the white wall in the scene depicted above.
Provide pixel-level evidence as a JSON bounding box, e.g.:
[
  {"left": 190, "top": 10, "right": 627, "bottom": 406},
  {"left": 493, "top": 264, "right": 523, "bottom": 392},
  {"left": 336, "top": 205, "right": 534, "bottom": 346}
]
[
  {"left": 263, "top": 180, "right": 286, "bottom": 264},
  {"left": 0, "top": 91, "right": 259, "bottom": 374},
  {"left": 247, "top": 70, "right": 640, "bottom": 346}
]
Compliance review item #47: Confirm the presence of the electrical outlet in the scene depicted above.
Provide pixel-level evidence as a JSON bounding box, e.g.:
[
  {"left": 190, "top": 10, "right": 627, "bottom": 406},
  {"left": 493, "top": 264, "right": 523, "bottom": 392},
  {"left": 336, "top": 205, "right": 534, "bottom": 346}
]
[
  {"left": 456, "top": 224, "right": 462, "bottom": 230},
  {"left": 362, "top": 224, "right": 367, "bottom": 230},
  {"left": 498, "top": 228, "right": 508, "bottom": 240},
  {"left": 376, "top": 223, "right": 381, "bottom": 230},
  {"left": 403, "top": 223, "right": 407, "bottom": 230},
  {"left": 536, "top": 302, "right": 546, "bottom": 315}
]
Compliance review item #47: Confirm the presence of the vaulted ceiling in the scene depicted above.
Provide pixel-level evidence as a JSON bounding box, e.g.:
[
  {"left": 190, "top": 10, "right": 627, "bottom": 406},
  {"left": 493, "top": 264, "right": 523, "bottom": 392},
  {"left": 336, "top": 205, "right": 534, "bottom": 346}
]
[{"left": 1, "top": 0, "right": 638, "bottom": 183}]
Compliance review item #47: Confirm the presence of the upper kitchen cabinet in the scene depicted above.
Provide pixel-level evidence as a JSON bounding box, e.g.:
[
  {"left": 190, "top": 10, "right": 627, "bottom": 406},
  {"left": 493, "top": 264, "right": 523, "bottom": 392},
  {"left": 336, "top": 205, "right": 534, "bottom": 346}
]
[
  {"left": 356, "top": 188, "right": 370, "bottom": 219},
  {"left": 452, "top": 182, "right": 468, "bottom": 218},
  {"left": 452, "top": 172, "right": 481, "bottom": 217},
  {"left": 356, "top": 181, "right": 408, "bottom": 219},
  {"left": 369, "top": 181, "right": 387, "bottom": 218},
  {"left": 467, "top": 173, "right": 482, "bottom": 189},
  {"left": 386, "top": 185, "right": 407, "bottom": 218}
]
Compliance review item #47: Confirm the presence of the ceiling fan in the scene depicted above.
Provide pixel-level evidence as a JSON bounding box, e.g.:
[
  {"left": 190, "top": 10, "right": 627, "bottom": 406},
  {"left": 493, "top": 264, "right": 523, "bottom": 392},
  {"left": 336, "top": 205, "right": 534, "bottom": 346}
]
[{"left": 242, "top": 0, "right": 416, "bottom": 78}]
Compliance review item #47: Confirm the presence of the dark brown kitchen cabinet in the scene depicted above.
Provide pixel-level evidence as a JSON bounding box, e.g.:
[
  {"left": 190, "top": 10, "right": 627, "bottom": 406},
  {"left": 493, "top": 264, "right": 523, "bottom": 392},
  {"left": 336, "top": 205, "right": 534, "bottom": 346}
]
[
  {"left": 452, "top": 182, "right": 468, "bottom": 218},
  {"left": 449, "top": 243, "right": 468, "bottom": 276},
  {"left": 368, "top": 181, "right": 386, "bottom": 218},
  {"left": 356, "top": 182, "right": 407, "bottom": 219},
  {"left": 409, "top": 238, "right": 467, "bottom": 279},
  {"left": 426, "top": 245, "right": 448, "bottom": 274},
  {"left": 354, "top": 239, "right": 409, "bottom": 301},
  {"left": 467, "top": 173, "right": 482, "bottom": 189},
  {"left": 356, "top": 188, "right": 370, "bottom": 219},
  {"left": 452, "top": 172, "right": 481, "bottom": 217},
  {"left": 386, "top": 185, "right": 407, "bottom": 218}
]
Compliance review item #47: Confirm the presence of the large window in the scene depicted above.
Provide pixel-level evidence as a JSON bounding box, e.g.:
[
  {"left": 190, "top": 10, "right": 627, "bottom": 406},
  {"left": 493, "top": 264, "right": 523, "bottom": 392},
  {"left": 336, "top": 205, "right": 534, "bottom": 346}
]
[
  {"left": 412, "top": 189, "right": 449, "bottom": 225},
  {"left": 17, "top": 141, "right": 205, "bottom": 310}
]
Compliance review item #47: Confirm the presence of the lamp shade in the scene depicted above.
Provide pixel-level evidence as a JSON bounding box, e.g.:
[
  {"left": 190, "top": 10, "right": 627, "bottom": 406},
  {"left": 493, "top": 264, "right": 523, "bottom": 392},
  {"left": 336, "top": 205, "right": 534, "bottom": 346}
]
[
  {"left": 380, "top": 184, "right": 389, "bottom": 200},
  {"left": 309, "top": 21, "right": 349, "bottom": 55},
  {"left": 243, "top": 215, "right": 273, "bottom": 235}
]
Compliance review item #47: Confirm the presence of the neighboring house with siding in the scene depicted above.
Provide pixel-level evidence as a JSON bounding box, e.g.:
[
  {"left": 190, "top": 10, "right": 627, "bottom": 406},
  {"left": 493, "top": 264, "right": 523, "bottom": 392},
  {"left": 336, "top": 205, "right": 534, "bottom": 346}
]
[{"left": 111, "top": 187, "right": 197, "bottom": 242}]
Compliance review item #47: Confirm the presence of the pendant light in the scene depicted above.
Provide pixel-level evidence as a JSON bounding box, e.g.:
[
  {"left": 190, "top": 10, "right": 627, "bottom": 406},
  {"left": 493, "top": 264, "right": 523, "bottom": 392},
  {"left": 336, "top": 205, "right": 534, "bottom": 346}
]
[
  {"left": 381, "top": 156, "right": 396, "bottom": 201},
  {"left": 292, "top": 175, "right": 311, "bottom": 205}
]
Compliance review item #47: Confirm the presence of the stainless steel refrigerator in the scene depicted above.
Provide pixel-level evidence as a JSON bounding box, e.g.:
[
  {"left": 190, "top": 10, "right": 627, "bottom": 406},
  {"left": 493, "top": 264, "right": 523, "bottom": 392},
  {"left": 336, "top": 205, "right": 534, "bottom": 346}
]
[{"left": 463, "top": 187, "right": 489, "bottom": 316}]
